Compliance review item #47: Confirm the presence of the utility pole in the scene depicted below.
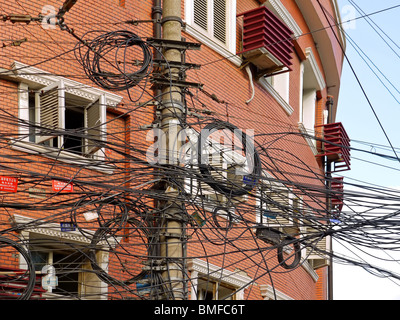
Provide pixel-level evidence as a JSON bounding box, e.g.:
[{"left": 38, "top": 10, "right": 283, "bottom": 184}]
[{"left": 159, "top": 0, "right": 186, "bottom": 300}]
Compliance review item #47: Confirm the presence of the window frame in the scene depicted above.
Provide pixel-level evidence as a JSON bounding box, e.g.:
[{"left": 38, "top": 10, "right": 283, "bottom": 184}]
[
  {"left": 3, "top": 61, "right": 122, "bottom": 171},
  {"left": 255, "top": 171, "right": 302, "bottom": 236},
  {"left": 32, "top": 80, "right": 107, "bottom": 157},
  {"left": 188, "top": 258, "right": 252, "bottom": 300},
  {"left": 197, "top": 277, "right": 236, "bottom": 300},
  {"left": 13, "top": 214, "right": 116, "bottom": 300},
  {"left": 298, "top": 48, "right": 326, "bottom": 155},
  {"left": 29, "top": 239, "right": 84, "bottom": 297},
  {"left": 184, "top": 0, "right": 240, "bottom": 65}
]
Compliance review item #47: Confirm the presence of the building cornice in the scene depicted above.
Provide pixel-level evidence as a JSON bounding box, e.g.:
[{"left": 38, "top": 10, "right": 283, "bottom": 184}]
[
  {"left": 11, "top": 214, "right": 119, "bottom": 247},
  {"left": 265, "top": 0, "right": 303, "bottom": 38},
  {"left": 1, "top": 61, "right": 123, "bottom": 107},
  {"left": 260, "top": 284, "right": 294, "bottom": 300}
]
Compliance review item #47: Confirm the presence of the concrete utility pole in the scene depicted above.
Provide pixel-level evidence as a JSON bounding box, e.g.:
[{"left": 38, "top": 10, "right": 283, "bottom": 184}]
[{"left": 159, "top": 0, "right": 187, "bottom": 300}]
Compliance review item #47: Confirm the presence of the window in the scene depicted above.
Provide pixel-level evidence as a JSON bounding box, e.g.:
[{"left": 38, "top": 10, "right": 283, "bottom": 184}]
[
  {"left": 13, "top": 214, "right": 110, "bottom": 300},
  {"left": 259, "top": 73, "right": 294, "bottom": 116},
  {"left": 29, "top": 80, "right": 106, "bottom": 157},
  {"left": 185, "top": 0, "right": 238, "bottom": 63},
  {"left": 193, "top": 0, "right": 227, "bottom": 45},
  {"left": 298, "top": 48, "right": 326, "bottom": 154},
  {"left": 301, "top": 88, "right": 317, "bottom": 132},
  {"left": 188, "top": 258, "right": 252, "bottom": 300},
  {"left": 4, "top": 61, "right": 122, "bottom": 164},
  {"left": 29, "top": 235, "right": 85, "bottom": 297},
  {"left": 302, "top": 220, "right": 331, "bottom": 270},
  {"left": 197, "top": 278, "right": 235, "bottom": 300},
  {"left": 267, "top": 72, "right": 290, "bottom": 104},
  {"left": 182, "top": 127, "right": 250, "bottom": 215},
  {"left": 256, "top": 172, "right": 300, "bottom": 235}
]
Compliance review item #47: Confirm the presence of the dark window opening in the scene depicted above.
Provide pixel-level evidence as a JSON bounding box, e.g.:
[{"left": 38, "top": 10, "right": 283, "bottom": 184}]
[{"left": 64, "top": 107, "right": 84, "bottom": 155}]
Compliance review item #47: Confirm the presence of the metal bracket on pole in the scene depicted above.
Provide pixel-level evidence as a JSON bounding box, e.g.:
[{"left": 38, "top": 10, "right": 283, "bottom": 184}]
[{"left": 147, "top": 37, "right": 201, "bottom": 51}]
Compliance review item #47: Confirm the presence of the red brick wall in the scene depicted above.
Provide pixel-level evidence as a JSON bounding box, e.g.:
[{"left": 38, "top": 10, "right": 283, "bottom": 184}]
[{"left": 0, "top": 0, "right": 341, "bottom": 300}]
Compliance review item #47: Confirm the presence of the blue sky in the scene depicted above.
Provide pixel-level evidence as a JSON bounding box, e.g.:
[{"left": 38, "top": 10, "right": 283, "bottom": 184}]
[{"left": 332, "top": 0, "right": 400, "bottom": 300}]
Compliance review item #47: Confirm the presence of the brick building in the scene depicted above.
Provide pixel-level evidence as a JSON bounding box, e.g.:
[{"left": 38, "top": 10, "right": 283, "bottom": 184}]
[{"left": 0, "top": 0, "right": 347, "bottom": 300}]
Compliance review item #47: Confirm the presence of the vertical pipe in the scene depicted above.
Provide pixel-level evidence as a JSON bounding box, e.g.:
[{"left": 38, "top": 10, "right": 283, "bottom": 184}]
[
  {"left": 149, "top": 0, "right": 163, "bottom": 300},
  {"left": 326, "top": 96, "right": 334, "bottom": 300}
]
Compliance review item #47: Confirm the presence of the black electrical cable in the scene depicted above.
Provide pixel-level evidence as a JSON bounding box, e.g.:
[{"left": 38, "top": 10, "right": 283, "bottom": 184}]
[
  {"left": 0, "top": 236, "right": 36, "bottom": 300},
  {"left": 88, "top": 215, "right": 151, "bottom": 288},
  {"left": 276, "top": 235, "right": 302, "bottom": 270},
  {"left": 74, "top": 30, "right": 153, "bottom": 92}
]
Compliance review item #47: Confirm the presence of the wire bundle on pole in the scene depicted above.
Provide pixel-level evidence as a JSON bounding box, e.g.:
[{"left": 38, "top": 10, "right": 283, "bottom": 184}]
[{"left": 74, "top": 30, "right": 153, "bottom": 92}]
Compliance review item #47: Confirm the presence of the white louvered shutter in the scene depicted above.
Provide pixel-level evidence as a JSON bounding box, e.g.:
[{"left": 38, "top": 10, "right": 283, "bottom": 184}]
[
  {"left": 84, "top": 94, "right": 106, "bottom": 155},
  {"left": 36, "top": 80, "right": 65, "bottom": 145},
  {"left": 304, "top": 225, "right": 331, "bottom": 269},
  {"left": 193, "top": 0, "right": 208, "bottom": 32},
  {"left": 213, "top": 0, "right": 227, "bottom": 44},
  {"left": 259, "top": 182, "right": 298, "bottom": 234}
]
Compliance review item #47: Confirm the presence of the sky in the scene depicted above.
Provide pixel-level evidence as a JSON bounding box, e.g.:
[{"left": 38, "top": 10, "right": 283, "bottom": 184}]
[{"left": 332, "top": 0, "right": 400, "bottom": 300}]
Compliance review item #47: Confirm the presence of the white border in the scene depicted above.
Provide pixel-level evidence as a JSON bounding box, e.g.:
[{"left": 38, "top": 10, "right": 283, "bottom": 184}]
[{"left": 258, "top": 77, "right": 294, "bottom": 116}]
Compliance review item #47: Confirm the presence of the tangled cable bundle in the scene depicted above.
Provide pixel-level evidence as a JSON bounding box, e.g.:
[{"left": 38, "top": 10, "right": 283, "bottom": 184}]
[
  {"left": 0, "top": 236, "right": 36, "bottom": 300},
  {"left": 74, "top": 30, "right": 153, "bottom": 92},
  {"left": 0, "top": 11, "right": 400, "bottom": 299}
]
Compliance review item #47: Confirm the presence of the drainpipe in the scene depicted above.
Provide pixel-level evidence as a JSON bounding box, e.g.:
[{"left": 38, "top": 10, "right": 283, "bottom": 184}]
[
  {"left": 326, "top": 96, "right": 334, "bottom": 300},
  {"left": 150, "top": 0, "right": 163, "bottom": 300}
]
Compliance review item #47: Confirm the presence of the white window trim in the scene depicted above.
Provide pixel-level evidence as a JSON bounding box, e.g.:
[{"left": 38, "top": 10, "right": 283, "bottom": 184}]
[
  {"left": 304, "top": 48, "right": 326, "bottom": 91},
  {"left": 258, "top": 77, "right": 294, "bottom": 116},
  {"left": 184, "top": 0, "right": 242, "bottom": 66},
  {"left": 188, "top": 258, "right": 253, "bottom": 300},
  {"left": 8, "top": 61, "right": 122, "bottom": 107},
  {"left": 1, "top": 61, "right": 123, "bottom": 173},
  {"left": 260, "top": 284, "right": 294, "bottom": 300},
  {"left": 9, "top": 140, "right": 115, "bottom": 173},
  {"left": 265, "top": 0, "right": 303, "bottom": 39},
  {"left": 298, "top": 48, "right": 326, "bottom": 155},
  {"left": 298, "top": 122, "right": 318, "bottom": 155}
]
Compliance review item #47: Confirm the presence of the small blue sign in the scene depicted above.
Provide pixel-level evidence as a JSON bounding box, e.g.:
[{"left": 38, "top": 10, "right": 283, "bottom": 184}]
[
  {"left": 243, "top": 175, "right": 257, "bottom": 186},
  {"left": 60, "top": 222, "right": 76, "bottom": 232},
  {"left": 262, "top": 210, "right": 276, "bottom": 219}
]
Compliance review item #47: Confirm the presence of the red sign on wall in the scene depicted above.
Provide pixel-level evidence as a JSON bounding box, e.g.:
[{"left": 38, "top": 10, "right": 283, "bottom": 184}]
[
  {"left": 0, "top": 176, "right": 18, "bottom": 192},
  {"left": 52, "top": 180, "right": 73, "bottom": 192}
]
